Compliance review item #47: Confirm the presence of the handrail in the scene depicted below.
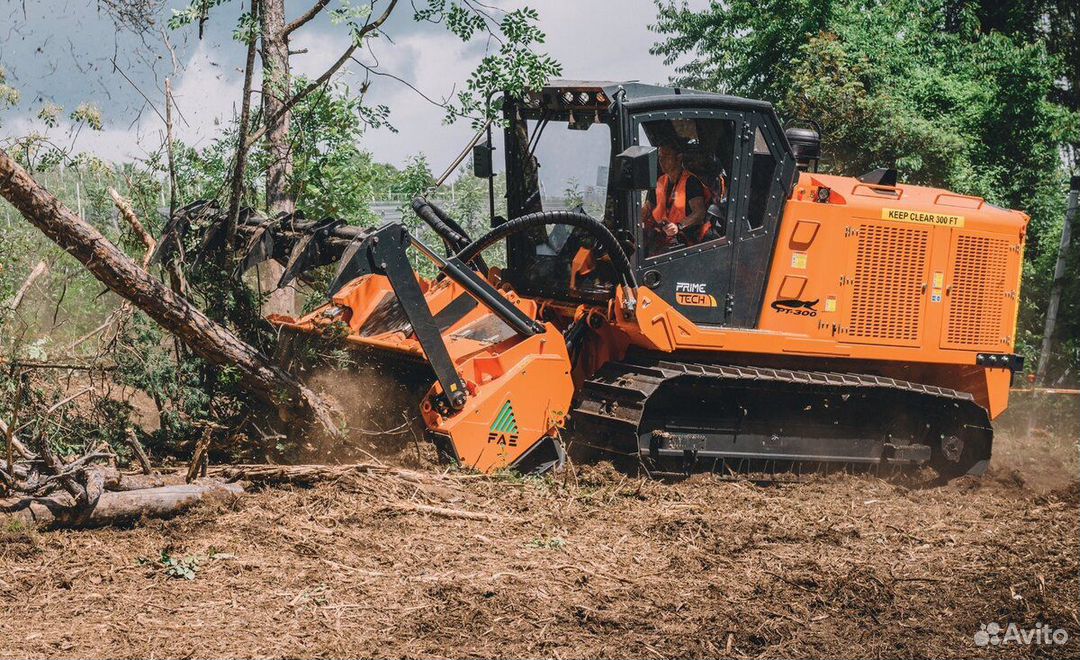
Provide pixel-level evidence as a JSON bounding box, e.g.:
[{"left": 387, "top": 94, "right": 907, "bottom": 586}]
[
  {"left": 934, "top": 192, "right": 985, "bottom": 209},
  {"left": 851, "top": 183, "right": 903, "bottom": 199}
]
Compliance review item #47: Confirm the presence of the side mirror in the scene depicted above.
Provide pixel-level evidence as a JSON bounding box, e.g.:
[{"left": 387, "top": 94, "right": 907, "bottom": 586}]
[
  {"left": 615, "top": 145, "right": 657, "bottom": 190},
  {"left": 472, "top": 142, "right": 494, "bottom": 179}
]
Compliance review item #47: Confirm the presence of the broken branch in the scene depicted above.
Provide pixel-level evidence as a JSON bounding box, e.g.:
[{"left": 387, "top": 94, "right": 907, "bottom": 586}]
[
  {"left": 5, "top": 260, "right": 48, "bottom": 312},
  {"left": 125, "top": 428, "right": 153, "bottom": 475},
  {"left": 186, "top": 426, "right": 213, "bottom": 483},
  {"left": 108, "top": 187, "right": 156, "bottom": 269}
]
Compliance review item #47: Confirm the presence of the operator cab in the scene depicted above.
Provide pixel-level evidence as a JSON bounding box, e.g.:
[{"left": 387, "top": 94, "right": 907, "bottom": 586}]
[{"left": 480, "top": 80, "right": 798, "bottom": 328}]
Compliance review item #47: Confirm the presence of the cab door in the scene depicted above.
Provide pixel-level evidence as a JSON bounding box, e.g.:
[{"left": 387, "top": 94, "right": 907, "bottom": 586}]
[
  {"left": 631, "top": 110, "right": 746, "bottom": 326},
  {"left": 726, "top": 113, "right": 797, "bottom": 328}
]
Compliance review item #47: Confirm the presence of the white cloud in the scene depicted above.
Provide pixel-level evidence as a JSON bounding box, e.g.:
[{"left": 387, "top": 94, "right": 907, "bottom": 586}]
[
  {"left": 342, "top": 0, "right": 687, "bottom": 171},
  {"left": 2, "top": 0, "right": 706, "bottom": 172},
  {"left": 1, "top": 115, "right": 162, "bottom": 164},
  {"left": 168, "top": 40, "right": 249, "bottom": 150}
]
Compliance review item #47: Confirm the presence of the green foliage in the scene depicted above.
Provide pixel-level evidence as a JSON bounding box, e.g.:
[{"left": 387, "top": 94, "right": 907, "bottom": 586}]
[
  {"left": 526, "top": 535, "right": 566, "bottom": 550},
  {"left": 174, "top": 80, "right": 398, "bottom": 226},
  {"left": 36, "top": 103, "right": 62, "bottom": 128},
  {"left": 149, "top": 551, "right": 201, "bottom": 580},
  {"left": 329, "top": 0, "right": 373, "bottom": 26},
  {"left": 0, "top": 364, "right": 138, "bottom": 462},
  {"left": 69, "top": 103, "right": 103, "bottom": 131},
  {"left": 0, "top": 66, "right": 19, "bottom": 121},
  {"left": 114, "top": 314, "right": 209, "bottom": 431},
  {"left": 437, "top": 6, "right": 563, "bottom": 128},
  {"left": 447, "top": 166, "right": 504, "bottom": 231},
  {"left": 563, "top": 177, "right": 584, "bottom": 209},
  {"left": 389, "top": 154, "right": 441, "bottom": 276},
  {"left": 287, "top": 80, "right": 389, "bottom": 223},
  {"left": 168, "top": 0, "right": 229, "bottom": 31},
  {"left": 653, "top": 0, "right": 1079, "bottom": 381},
  {"left": 653, "top": 0, "right": 833, "bottom": 100},
  {"left": 232, "top": 10, "right": 260, "bottom": 44},
  {"left": 397, "top": 154, "right": 436, "bottom": 203}
]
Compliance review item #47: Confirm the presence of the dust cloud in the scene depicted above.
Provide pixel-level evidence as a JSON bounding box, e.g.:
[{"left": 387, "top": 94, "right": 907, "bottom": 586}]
[
  {"left": 302, "top": 360, "right": 438, "bottom": 468},
  {"left": 990, "top": 392, "right": 1079, "bottom": 491}
]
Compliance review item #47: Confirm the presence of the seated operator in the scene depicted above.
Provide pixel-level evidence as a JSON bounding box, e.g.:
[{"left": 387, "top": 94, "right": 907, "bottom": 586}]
[{"left": 641, "top": 143, "right": 713, "bottom": 255}]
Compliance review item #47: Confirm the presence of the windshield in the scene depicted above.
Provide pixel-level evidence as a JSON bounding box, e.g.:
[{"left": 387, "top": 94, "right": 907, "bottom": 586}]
[
  {"left": 506, "top": 117, "right": 613, "bottom": 221},
  {"left": 502, "top": 116, "right": 617, "bottom": 300}
]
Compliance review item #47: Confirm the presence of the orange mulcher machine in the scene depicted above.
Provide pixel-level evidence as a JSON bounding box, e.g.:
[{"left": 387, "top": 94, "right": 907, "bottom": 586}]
[{"left": 185, "top": 80, "right": 1028, "bottom": 478}]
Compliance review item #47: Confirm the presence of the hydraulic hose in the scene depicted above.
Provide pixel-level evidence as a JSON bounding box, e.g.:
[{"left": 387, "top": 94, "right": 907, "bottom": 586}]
[
  {"left": 410, "top": 196, "right": 487, "bottom": 272},
  {"left": 411, "top": 196, "right": 470, "bottom": 250},
  {"left": 453, "top": 210, "right": 638, "bottom": 290},
  {"left": 427, "top": 200, "right": 472, "bottom": 248}
]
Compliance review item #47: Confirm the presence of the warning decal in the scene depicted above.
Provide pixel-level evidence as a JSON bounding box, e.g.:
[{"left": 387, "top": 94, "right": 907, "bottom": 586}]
[{"left": 882, "top": 208, "right": 965, "bottom": 228}]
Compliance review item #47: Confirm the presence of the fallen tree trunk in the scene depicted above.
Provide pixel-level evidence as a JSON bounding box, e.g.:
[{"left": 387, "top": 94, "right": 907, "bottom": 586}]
[
  {"left": 0, "top": 148, "right": 339, "bottom": 435},
  {"left": 102, "top": 468, "right": 188, "bottom": 491},
  {"left": 0, "top": 481, "right": 245, "bottom": 528}
]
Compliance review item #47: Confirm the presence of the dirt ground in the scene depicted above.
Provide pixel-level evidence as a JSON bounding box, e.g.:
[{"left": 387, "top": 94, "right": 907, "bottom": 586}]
[{"left": 1, "top": 399, "right": 1077, "bottom": 659}]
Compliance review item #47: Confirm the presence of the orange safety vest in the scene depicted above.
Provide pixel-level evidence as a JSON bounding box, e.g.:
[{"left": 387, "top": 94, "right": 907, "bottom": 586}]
[{"left": 651, "top": 169, "right": 713, "bottom": 243}]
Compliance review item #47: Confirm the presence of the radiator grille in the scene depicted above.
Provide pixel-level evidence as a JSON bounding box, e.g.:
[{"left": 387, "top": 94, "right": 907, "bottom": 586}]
[
  {"left": 946, "top": 234, "right": 1009, "bottom": 346},
  {"left": 849, "top": 225, "right": 929, "bottom": 343}
]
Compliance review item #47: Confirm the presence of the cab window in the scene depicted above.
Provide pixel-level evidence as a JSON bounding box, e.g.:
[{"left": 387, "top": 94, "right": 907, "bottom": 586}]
[
  {"left": 746, "top": 126, "right": 779, "bottom": 232},
  {"left": 636, "top": 118, "right": 736, "bottom": 258}
]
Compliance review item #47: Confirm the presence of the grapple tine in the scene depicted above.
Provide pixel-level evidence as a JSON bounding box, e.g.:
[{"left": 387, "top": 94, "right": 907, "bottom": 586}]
[
  {"left": 239, "top": 225, "right": 276, "bottom": 273},
  {"left": 277, "top": 219, "right": 347, "bottom": 289}
]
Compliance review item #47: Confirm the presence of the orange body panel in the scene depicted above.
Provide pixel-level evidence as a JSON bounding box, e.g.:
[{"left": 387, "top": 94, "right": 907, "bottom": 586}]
[{"left": 613, "top": 172, "right": 1028, "bottom": 418}]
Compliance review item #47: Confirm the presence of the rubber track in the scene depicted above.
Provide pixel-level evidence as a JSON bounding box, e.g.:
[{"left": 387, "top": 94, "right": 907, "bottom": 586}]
[{"left": 572, "top": 357, "right": 991, "bottom": 440}]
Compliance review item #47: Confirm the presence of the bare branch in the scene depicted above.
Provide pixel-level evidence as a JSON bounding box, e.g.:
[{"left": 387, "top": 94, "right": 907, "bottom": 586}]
[
  {"left": 159, "top": 26, "right": 181, "bottom": 75},
  {"left": 13, "top": 386, "right": 93, "bottom": 436},
  {"left": 164, "top": 78, "right": 177, "bottom": 217},
  {"left": 110, "top": 55, "right": 167, "bottom": 125},
  {"left": 283, "top": 0, "right": 331, "bottom": 36},
  {"left": 108, "top": 187, "right": 156, "bottom": 269},
  {"left": 5, "top": 260, "right": 48, "bottom": 312},
  {"left": 350, "top": 56, "right": 450, "bottom": 110},
  {"left": 0, "top": 417, "right": 35, "bottom": 461},
  {"left": 125, "top": 428, "right": 153, "bottom": 475},
  {"left": 227, "top": 0, "right": 261, "bottom": 246}
]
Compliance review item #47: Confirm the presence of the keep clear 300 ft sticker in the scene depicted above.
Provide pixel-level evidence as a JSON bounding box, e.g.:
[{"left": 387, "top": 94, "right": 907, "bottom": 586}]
[{"left": 882, "top": 208, "right": 965, "bottom": 228}]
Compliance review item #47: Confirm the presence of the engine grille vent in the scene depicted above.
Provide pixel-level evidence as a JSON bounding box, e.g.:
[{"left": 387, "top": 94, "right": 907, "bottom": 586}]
[
  {"left": 946, "top": 234, "right": 1009, "bottom": 347},
  {"left": 849, "top": 225, "right": 929, "bottom": 343}
]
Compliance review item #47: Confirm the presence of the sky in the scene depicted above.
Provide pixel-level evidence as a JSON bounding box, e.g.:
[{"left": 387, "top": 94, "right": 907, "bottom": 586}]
[{"left": 0, "top": 0, "right": 702, "bottom": 171}]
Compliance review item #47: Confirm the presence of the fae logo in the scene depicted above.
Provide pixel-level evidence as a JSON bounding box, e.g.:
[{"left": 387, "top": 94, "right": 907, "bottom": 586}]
[{"left": 487, "top": 400, "right": 519, "bottom": 447}]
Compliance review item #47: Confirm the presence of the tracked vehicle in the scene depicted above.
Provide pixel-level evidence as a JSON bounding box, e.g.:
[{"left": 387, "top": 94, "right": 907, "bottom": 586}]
[{"left": 180, "top": 80, "right": 1028, "bottom": 477}]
